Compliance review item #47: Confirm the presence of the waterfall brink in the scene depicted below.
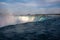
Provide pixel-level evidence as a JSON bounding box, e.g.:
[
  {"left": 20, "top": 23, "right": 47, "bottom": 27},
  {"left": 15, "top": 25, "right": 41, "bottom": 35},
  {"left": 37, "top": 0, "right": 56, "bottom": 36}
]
[
  {"left": 15, "top": 14, "right": 60, "bottom": 24},
  {"left": 0, "top": 14, "right": 60, "bottom": 27}
]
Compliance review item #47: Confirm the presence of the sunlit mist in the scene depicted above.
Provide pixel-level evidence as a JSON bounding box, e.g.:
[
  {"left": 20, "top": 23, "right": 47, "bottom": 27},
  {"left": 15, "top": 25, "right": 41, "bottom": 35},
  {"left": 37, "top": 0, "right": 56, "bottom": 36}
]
[{"left": 18, "top": 16, "right": 35, "bottom": 23}]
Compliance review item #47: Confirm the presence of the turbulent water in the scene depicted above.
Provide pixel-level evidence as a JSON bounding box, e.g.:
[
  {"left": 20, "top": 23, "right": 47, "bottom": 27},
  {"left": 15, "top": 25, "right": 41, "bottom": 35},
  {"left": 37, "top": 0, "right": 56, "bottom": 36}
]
[{"left": 0, "top": 16, "right": 60, "bottom": 40}]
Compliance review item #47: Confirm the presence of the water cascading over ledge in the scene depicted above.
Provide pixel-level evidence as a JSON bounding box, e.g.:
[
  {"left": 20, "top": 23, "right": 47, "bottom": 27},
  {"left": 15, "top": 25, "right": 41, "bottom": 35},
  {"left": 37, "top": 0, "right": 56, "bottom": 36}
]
[
  {"left": 0, "top": 14, "right": 60, "bottom": 27},
  {"left": 15, "top": 14, "right": 60, "bottom": 24}
]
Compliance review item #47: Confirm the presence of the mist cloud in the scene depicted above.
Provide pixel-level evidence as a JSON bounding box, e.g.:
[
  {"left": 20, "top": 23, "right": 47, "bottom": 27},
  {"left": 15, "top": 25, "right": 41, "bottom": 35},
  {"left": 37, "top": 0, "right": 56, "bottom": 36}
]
[{"left": 0, "top": 3, "right": 16, "bottom": 27}]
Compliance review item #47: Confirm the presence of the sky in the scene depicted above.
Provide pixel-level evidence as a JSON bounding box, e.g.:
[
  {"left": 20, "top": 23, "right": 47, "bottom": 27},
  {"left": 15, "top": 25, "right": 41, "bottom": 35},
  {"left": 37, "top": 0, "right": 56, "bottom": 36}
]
[
  {"left": 0, "top": 0, "right": 60, "bottom": 27},
  {"left": 0, "top": 0, "right": 60, "bottom": 15}
]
